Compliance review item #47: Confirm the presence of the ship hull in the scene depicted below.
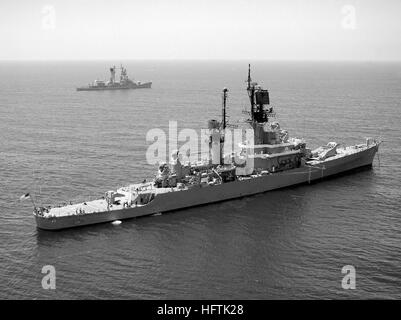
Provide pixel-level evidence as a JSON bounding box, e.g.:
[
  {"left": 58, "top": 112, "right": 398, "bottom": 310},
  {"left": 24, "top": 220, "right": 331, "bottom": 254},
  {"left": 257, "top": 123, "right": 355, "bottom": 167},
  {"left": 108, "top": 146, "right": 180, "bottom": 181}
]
[
  {"left": 76, "top": 82, "right": 152, "bottom": 91},
  {"left": 35, "top": 143, "right": 379, "bottom": 230}
]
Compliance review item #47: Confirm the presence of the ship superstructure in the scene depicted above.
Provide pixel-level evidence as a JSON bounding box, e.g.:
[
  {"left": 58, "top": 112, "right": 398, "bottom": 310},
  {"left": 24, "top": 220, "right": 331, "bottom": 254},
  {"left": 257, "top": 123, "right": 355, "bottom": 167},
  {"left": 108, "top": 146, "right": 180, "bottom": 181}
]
[
  {"left": 33, "top": 65, "right": 380, "bottom": 230},
  {"left": 76, "top": 65, "right": 152, "bottom": 91}
]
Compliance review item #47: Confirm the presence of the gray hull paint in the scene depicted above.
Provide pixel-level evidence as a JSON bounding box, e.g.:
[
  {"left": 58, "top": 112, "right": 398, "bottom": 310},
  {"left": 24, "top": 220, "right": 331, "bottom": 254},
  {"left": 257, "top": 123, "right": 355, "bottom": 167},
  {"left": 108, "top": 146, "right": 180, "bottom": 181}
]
[
  {"left": 35, "top": 144, "right": 378, "bottom": 230},
  {"left": 76, "top": 82, "right": 152, "bottom": 91}
]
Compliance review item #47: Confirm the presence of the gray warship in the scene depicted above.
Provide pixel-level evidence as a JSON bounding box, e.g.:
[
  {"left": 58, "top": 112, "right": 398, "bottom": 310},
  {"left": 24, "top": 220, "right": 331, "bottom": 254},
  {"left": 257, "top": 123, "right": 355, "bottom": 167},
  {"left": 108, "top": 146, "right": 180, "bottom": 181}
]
[
  {"left": 33, "top": 65, "right": 380, "bottom": 230},
  {"left": 76, "top": 65, "right": 152, "bottom": 91}
]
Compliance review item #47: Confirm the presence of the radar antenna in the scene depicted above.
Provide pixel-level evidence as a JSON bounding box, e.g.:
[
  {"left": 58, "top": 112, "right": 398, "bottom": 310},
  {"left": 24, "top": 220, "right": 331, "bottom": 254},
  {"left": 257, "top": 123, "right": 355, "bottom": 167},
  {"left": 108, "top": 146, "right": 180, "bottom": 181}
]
[{"left": 246, "top": 64, "right": 273, "bottom": 124}]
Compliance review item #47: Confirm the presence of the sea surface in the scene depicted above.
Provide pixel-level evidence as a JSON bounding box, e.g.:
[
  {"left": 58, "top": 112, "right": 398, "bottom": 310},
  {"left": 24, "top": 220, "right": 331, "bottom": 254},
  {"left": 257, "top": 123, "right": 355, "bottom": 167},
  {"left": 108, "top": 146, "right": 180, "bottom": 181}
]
[{"left": 0, "top": 60, "right": 400, "bottom": 299}]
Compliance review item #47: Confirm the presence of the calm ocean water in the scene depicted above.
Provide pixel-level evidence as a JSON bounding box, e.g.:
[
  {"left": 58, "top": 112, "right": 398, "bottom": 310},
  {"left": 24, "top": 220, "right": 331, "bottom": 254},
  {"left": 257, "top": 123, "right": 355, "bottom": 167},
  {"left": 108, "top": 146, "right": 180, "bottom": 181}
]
[{"left": 0, "top": 60, "right": 400, "bottom": 299}]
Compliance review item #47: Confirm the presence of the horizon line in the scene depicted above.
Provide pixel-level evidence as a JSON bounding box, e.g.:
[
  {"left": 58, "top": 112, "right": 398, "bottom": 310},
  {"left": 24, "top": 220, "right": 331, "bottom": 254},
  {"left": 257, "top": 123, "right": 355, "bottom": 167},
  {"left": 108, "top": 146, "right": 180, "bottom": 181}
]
[{"left": 1, "top": 58, "right": 401, "bottom": 63}]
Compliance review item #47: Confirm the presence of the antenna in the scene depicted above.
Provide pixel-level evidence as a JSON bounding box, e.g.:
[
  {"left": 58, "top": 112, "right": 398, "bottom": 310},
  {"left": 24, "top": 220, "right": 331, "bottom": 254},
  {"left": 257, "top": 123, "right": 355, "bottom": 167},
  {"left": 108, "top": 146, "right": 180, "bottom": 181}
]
[
  {"left": 222, "top": 88, "right": 228, "bottom": 130},
  {"left": 247, "top": 64, "right": 251, "bottom": 90},
  {"left": 247, "top": 64, "right": 255, "bottom": 119}
]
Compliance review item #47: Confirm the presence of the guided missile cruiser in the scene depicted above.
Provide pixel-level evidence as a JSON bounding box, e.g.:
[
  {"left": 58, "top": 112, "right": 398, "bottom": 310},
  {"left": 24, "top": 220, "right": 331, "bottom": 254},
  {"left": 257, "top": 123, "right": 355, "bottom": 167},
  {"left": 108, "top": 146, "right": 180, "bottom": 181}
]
[
  {"left": 32, "top": 65, "right": 380, "bottom": 230},
  {"left": 76, "top": 65, "right": 152, "bottom": 91}
]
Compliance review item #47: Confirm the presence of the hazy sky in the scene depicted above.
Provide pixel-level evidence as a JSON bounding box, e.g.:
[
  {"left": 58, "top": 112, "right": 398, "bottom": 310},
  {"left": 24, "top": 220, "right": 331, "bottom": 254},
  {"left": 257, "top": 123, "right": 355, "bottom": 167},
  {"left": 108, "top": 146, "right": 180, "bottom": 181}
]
[{"left": 1, "top": 0, "right": 400, "bottom": 60}]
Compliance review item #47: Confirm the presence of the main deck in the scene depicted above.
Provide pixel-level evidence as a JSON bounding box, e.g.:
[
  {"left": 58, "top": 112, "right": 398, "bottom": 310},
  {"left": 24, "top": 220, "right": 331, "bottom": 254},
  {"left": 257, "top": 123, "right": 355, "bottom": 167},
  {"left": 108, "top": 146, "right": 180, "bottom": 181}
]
[{"left": 43, "top": 184, "right": 184, "bottom": 218}]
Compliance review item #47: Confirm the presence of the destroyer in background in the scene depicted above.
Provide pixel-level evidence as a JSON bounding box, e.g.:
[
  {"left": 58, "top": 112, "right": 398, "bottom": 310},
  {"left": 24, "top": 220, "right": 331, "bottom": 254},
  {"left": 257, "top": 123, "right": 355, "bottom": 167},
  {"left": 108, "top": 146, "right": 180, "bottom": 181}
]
[
  {"left": 76, "top": 65, "right": 152, "bottom": 91},
  {"left": 34, "top": 65, "right": 380, "bottom": 230}
]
